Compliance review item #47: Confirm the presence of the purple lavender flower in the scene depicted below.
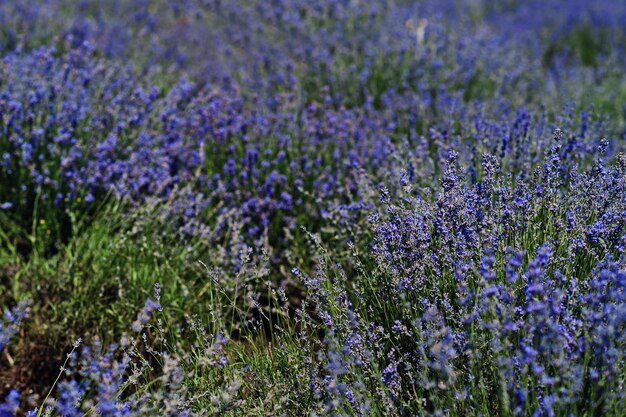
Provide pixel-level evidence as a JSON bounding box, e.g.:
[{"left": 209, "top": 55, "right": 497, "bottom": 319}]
[{"left": 0, "top": 300, "right": 31, "bottom": 351}]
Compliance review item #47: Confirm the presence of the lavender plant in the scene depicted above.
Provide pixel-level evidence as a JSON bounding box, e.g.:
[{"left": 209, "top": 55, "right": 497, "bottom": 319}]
[
  {"left": 0, "top": 300, "right": 30, "bottom": 351},
  {"left": 288, "top": 139, "right": 625, "bottom": 415},
  {"left": 0, "top": 0, "right": 625, "bottom": 416}
]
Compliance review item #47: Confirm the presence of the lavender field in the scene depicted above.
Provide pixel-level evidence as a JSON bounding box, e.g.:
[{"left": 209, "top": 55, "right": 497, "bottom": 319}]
[{"left": 0, "top": 1, "right": 625, "bottom": 415}]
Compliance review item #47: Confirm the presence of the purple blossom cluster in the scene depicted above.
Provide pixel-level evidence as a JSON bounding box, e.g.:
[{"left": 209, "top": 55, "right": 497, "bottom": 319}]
[
  {"left": 0, "top": 300, "right": 30, "bottom": 351},
  {"left": 0, "top": 292, "right": 236, "bottom": 416},
  {"left": 0, "top": 0, "right": 625, "bottom": 415},
  {"left": 0, "top": 43, "right": 618, "bottom": 250},
  {"left": 290, "top": 138, "right": 626, "bottom": 415}
]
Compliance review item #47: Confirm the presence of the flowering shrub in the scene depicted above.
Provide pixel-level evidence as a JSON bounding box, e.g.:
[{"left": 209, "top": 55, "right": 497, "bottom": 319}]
[
  {"left": 0, "top": 0, "right": 625, "bottom": 416},
  {"left": 291, "top": 142, "right": 626, "bottom": 415}
]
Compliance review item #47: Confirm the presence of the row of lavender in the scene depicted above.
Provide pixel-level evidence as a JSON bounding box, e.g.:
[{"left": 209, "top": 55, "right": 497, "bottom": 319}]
[
  {"left": 1, "top": 0, "right": 625, "bottom": 88},
  {"left": 0, "top": 44, "right": 619, "bottom": 250},
  {"left": 0, "top": 0, "right": 625, "bottom": 415}
]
